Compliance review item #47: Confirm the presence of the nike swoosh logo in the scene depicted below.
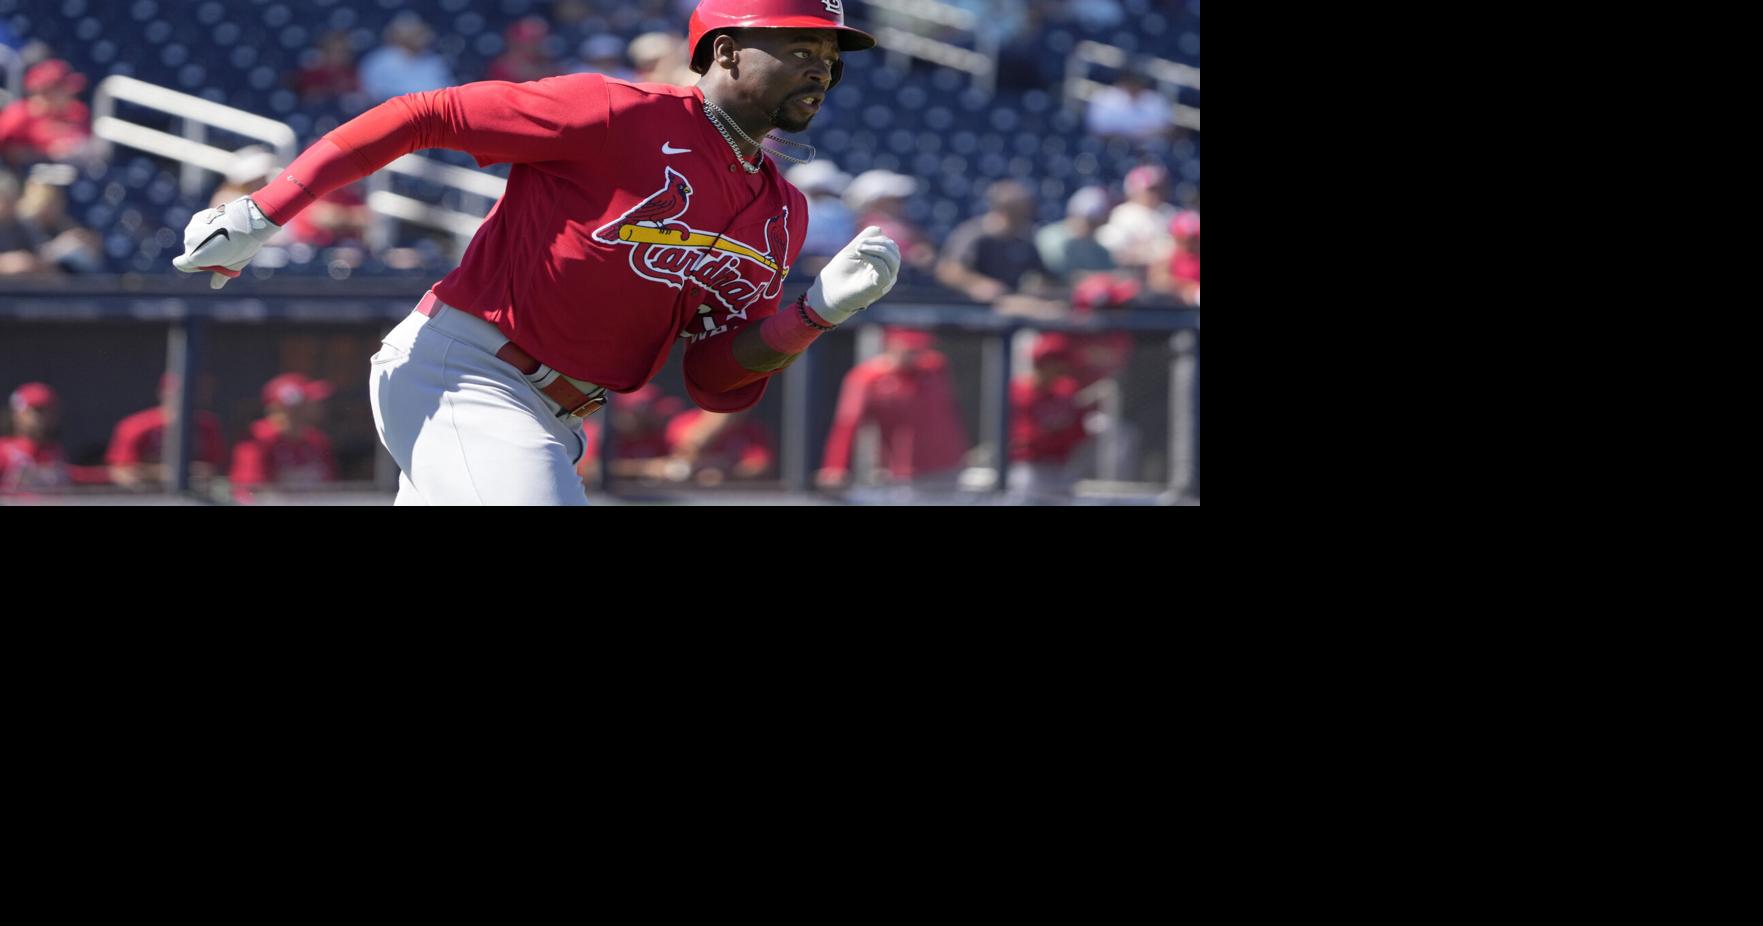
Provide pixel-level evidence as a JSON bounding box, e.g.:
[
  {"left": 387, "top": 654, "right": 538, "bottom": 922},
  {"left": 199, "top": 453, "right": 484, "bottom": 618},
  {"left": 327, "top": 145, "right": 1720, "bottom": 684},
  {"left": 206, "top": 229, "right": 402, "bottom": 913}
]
[
  {"left": 662, "top": 143, "right": 692, "bottom": 155},
  {"left": 196, "top": 228, "right": 230, "bottom": 251}
]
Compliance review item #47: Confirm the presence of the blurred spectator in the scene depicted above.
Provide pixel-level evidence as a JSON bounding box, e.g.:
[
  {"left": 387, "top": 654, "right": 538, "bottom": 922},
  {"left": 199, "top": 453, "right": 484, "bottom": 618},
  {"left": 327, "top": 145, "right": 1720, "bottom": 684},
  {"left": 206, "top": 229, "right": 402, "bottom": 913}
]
[
  {"left": 1097, "top": 164, "right": 1178, "bottom": 275},
  {"left": 1068, "top": 273, "right": 1138, "bottom": 388},
  {"left": 14, "top": 163, "right": 99, "bottom": 273},
  {"left": 489, "top": 18, "right": 565, "bottom": 84},
  {"left": 818, "top": 328, "right": 970, "bottom": 490},
  {"left": 359, "top": 14, "right": 456, "bottom": 102},
  {"left": 579, "top": 384, "right": 681, "bottom": 484},
  {"left": 293, "top": 30, "right": 363, "bottom": 105},
  {"left": 1035, "top": 185, "right": 1115, "bottom": 283},
  {"left": 0, "top": 169, "right": 48, "bottom": 275},
  {"left": 1148, "top": 209, "right": 1200, "bottom": 306},
  {"left": 1009, "top": 333, "right": 1094, "bottom": 499},
  {"left": 1062, "top": 0, "right": 1126, "bottom": 32},
  {"left": 285, "top": 185, "right": 371, "bottom": 250},
  {"left": 574, "top": 34, "right": 637, "bottom": 82},
  {"left": 937, "top": 179, "right": 1055, "bottom": 305},
  {"left": 230, "top": 374, "right": 338, "bottom": 493},
  {"left": 0, "top": 59, "right": 93, "bottom": 169},
  {"left": 664, "top": 409, "right": 774, "bottom": 486},
  {"left": 210, "top": 146, "right": 281, "bottom": 209},
  {"left": 1, "top": 382, "right": 69, "bottom": 493},
  {"left": 787, "top": 160, "right": 856, "bottom": 275},
  {"left": 628, "top": 31, "right": 696, "bottom": 86},
  {"left": 106, "top": 374, "right": 226, "bottom": 490},
  {"left": 1085, "top": 71, "right": 1174, "bottom": 143},
  {"left": 844, "top": 169, "right": 936, "bottom": 275}
]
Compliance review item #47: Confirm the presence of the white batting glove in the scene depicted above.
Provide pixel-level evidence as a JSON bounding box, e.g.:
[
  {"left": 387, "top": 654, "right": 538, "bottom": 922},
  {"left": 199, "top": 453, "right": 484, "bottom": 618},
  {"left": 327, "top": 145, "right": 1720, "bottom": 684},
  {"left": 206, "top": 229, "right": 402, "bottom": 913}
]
[
  {"left": 171, "top": 196, "right": 280, "bottom": 289},
  {"left": 805, "top": 225, "right": 901, "bottom": 325}
]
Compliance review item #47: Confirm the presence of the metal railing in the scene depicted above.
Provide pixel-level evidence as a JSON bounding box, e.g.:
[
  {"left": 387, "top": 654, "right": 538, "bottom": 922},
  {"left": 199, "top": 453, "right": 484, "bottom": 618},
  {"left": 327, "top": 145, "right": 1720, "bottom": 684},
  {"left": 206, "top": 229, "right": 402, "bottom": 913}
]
[
  {"left": 91, "top": 76, "right": 299, "bottom": 195},
  {"left": 1065, "top": 41, "right": 1201, "bottom": 132},
  {"left": 865, "top": 0, "right": 999, "bottom": 96},
  {"left": 0, "top": 280, "right": 1200, "bottom": 504},
  {"left": 362, "top": 154, "right": 507, "bottom": 254}
]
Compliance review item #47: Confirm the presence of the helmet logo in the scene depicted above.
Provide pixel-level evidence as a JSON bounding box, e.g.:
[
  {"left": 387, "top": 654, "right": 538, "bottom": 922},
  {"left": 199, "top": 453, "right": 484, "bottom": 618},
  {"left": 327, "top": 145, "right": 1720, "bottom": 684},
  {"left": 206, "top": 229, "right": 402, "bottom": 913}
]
[{"left": 821, "top": 0, "right": 844, "bottom": 14}]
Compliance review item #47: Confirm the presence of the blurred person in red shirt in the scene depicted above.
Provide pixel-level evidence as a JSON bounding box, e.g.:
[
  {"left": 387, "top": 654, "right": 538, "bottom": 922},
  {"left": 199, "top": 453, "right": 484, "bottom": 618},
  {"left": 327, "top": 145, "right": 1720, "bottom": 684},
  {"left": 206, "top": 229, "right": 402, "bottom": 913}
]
[
  {"left": 0, "top": 60, "right": 93, "bottom": 169},
  {"left": 488, "top": 18, "right": 565, "bottom": 84},
  {"left": 663, "top": 408, "right": 775, "bottom": 486},
  {"left": 578, "top": 384, "right": 681, "bottom": 484},
  {"left": 1, "top": 382, "right": 69, "bottom": 493},
  {"left": 106, "top": 374, "right": 227, "bottom": 489},
  {"left": 1009, "top": 332, "right": 1094, "bottom": 499},
  {"left": 1148, "top": 209, "right": 1200, "bottom": 306},
  {"left": 229, "top": 373, "right": 338, "bottom": 495},
  {"left": 818, "top": 328, "right": 969, "bottom": 490},
  {"left": 1068, "top": 273, "right": 1138, "bottom": 388}
]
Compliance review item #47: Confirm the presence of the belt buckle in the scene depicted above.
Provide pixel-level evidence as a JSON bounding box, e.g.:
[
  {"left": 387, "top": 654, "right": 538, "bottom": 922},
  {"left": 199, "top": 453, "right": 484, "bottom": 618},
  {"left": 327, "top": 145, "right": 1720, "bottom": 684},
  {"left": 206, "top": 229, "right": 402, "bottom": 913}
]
[{"left": 569, "top": 393, "right": 608, "bottom": 419}]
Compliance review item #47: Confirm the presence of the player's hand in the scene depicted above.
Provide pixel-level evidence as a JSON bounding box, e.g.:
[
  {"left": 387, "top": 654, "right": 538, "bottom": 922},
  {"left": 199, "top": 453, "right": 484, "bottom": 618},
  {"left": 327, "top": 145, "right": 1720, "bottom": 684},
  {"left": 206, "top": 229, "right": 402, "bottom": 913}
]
[
  {"left": 805, "top": 226, "right": 901, "bottom": 325},
  {"left": 172, "top": 196, "right": 281, "bottom": 289}
]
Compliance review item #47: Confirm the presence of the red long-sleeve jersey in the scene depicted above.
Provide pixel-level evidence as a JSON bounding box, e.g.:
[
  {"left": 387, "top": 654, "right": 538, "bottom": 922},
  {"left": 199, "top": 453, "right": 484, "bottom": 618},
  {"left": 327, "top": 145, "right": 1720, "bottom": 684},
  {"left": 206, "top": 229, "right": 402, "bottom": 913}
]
[{"left": 254, "top": 74, "right": 809, "bottom": 412}]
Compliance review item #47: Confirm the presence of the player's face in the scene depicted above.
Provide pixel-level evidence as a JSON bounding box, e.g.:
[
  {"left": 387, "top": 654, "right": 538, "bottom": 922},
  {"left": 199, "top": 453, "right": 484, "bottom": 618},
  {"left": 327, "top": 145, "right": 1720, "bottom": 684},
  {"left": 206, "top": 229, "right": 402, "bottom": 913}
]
[{"left": 740, "top": 30, "right": 840, "bottom": 133}]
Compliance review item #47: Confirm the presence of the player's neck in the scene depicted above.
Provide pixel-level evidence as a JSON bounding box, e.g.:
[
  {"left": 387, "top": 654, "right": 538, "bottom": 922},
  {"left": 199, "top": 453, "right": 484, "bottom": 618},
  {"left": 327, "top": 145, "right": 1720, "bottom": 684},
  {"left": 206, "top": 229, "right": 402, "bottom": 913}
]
[{"left": 699, "top": 88, "right": 771, "bottom": 159}]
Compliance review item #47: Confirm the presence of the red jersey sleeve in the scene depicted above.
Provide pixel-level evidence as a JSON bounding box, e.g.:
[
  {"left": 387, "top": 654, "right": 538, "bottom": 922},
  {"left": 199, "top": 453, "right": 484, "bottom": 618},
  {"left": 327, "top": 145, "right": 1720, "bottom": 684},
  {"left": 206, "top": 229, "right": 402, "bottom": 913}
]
[{"left": 254, "top": 74, "right": 612, "bottom": 224}]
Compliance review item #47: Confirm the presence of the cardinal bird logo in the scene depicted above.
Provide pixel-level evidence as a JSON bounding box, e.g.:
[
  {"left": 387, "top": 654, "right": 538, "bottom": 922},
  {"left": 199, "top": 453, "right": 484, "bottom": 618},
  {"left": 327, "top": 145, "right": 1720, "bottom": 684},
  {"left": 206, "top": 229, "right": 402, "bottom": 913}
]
[
  {"left": 595, "top": 167, "right": 694, "bottom": 243},
  {"left": 591, "top": 166, "right": 793, "bottom": 318}
]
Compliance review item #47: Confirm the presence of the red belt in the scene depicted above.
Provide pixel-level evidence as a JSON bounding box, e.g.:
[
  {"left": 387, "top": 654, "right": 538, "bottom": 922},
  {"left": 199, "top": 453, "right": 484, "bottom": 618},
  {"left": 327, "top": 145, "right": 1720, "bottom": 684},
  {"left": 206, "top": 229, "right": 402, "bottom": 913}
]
[{"left": 417, "top": 293, "right": 608, "bottom": 420}]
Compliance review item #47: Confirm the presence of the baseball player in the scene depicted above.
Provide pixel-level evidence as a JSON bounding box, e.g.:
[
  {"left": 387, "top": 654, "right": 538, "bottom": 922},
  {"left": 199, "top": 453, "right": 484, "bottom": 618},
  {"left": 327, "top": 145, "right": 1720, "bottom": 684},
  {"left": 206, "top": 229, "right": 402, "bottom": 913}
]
[{"left": 172, "top": 0, "right": 900, "bottom": 505}]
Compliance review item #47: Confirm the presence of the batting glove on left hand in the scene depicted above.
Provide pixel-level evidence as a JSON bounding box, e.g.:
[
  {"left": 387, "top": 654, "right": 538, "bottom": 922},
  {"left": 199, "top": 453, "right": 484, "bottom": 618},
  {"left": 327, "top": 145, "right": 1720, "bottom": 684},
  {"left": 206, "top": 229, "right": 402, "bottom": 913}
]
[
  {"left": 805, "top": 225, "right": 902, "bottom": 326},
  {"left": 172, "top": 196, "right": 280, "bottom": 289}
]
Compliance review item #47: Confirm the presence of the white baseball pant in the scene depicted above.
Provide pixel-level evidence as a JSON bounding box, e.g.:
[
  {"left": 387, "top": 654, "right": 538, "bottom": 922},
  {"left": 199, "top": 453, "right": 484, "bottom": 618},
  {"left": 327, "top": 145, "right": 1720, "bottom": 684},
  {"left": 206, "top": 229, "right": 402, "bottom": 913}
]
[{"left": 369, "top": 300, "right": 593, "bottom": 506}]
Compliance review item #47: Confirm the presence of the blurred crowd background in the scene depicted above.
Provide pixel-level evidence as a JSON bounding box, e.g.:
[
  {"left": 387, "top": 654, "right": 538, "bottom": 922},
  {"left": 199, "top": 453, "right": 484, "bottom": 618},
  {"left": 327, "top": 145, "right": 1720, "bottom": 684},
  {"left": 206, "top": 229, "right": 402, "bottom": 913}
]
[{"left": 0, "top": 0, "right": 1199, "bottom": 504}]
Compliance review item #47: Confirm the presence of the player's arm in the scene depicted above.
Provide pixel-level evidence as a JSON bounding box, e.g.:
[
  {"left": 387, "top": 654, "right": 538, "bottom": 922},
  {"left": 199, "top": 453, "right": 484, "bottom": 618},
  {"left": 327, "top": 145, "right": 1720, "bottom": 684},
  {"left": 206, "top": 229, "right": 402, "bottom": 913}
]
[
  {"left": 174, "top": 76, "right": 609, "bottom": 288},
  {"left": 683, "top": 226, "right": 901, "bottom": 408}
]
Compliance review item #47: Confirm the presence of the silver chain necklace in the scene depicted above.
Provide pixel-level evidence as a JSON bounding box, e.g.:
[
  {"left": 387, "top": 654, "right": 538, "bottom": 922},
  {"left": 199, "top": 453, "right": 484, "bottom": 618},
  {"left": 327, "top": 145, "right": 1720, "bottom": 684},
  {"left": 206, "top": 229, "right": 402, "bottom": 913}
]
[{"left": 703, "top": 98, "right": 817, "bottom": 170}]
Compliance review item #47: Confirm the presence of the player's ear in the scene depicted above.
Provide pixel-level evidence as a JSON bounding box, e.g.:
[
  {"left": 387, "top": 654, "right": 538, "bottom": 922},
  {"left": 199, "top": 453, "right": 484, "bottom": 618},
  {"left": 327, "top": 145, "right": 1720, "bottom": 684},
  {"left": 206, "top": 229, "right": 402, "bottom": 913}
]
[{"left": 713, "top": 32, "right": 741, "bottom": 71}]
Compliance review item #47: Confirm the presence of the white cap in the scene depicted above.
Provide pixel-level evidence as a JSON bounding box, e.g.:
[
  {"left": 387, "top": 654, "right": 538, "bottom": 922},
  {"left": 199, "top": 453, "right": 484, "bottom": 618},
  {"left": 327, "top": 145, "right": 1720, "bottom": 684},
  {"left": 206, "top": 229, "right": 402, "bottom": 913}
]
[
  {"left": 843, "top": 169, "right": 917, "bottom": 211},
  {"left": 787, "top": 161, "right": 852, "bottom": 196}
]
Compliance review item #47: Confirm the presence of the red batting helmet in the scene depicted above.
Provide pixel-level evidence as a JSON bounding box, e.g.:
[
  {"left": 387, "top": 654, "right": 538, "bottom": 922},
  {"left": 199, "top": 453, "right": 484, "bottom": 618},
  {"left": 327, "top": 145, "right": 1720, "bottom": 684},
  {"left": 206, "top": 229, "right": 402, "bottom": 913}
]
[{"left": 688, "top": 0, "right": 876, "bottom": 89}]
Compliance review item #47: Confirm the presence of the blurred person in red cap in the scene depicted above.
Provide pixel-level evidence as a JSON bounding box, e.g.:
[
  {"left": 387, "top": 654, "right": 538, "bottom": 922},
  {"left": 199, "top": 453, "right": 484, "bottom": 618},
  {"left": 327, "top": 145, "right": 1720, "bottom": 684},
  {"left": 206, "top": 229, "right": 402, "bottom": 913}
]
[
  {"left": 1097, "top": 164, "right": 1178, "bottom": 276},
  {"left": 229, "top": 373, "right": 339, "bottom": 493},
  {"left": 576, "top": 383, "right": 681, "bottom": 484},
  {"left": 1009, "top": 332, "right": 1095, "bottom": 500},
  {"left": 106, "top": 373, "right": 227, "bottom": 489},
  {"left": 0, "top": 59, "right": 93, "bottom": 169},
  {"left": 1, "top": 382, "right": 69, "bottom": 493},
  {"left": 1148, "top": 209, "right": 1200, "bottom": 306},
  {"left": 818, "top": 327, "right": 970, "bottom": 490},
  {"left": 489, "top": 17, "right": 566, "bottom": 84},
  {"left": 662, "top": 408, "right": 775, "bottom": 486},
  {"left": 1068, "top": 273, "right": 1139, "bottom": 388}
]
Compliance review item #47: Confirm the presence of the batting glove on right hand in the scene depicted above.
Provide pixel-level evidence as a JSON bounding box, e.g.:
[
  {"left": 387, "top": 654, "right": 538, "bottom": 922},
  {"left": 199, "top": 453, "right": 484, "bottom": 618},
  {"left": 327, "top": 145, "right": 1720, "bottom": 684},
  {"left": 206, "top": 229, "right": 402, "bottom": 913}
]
[
  {"left": 805, "top": 225, "right": 902, "bottom": 326},
  {"left": 172, "top": 196, "right": 280, "bottom": 289}
]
